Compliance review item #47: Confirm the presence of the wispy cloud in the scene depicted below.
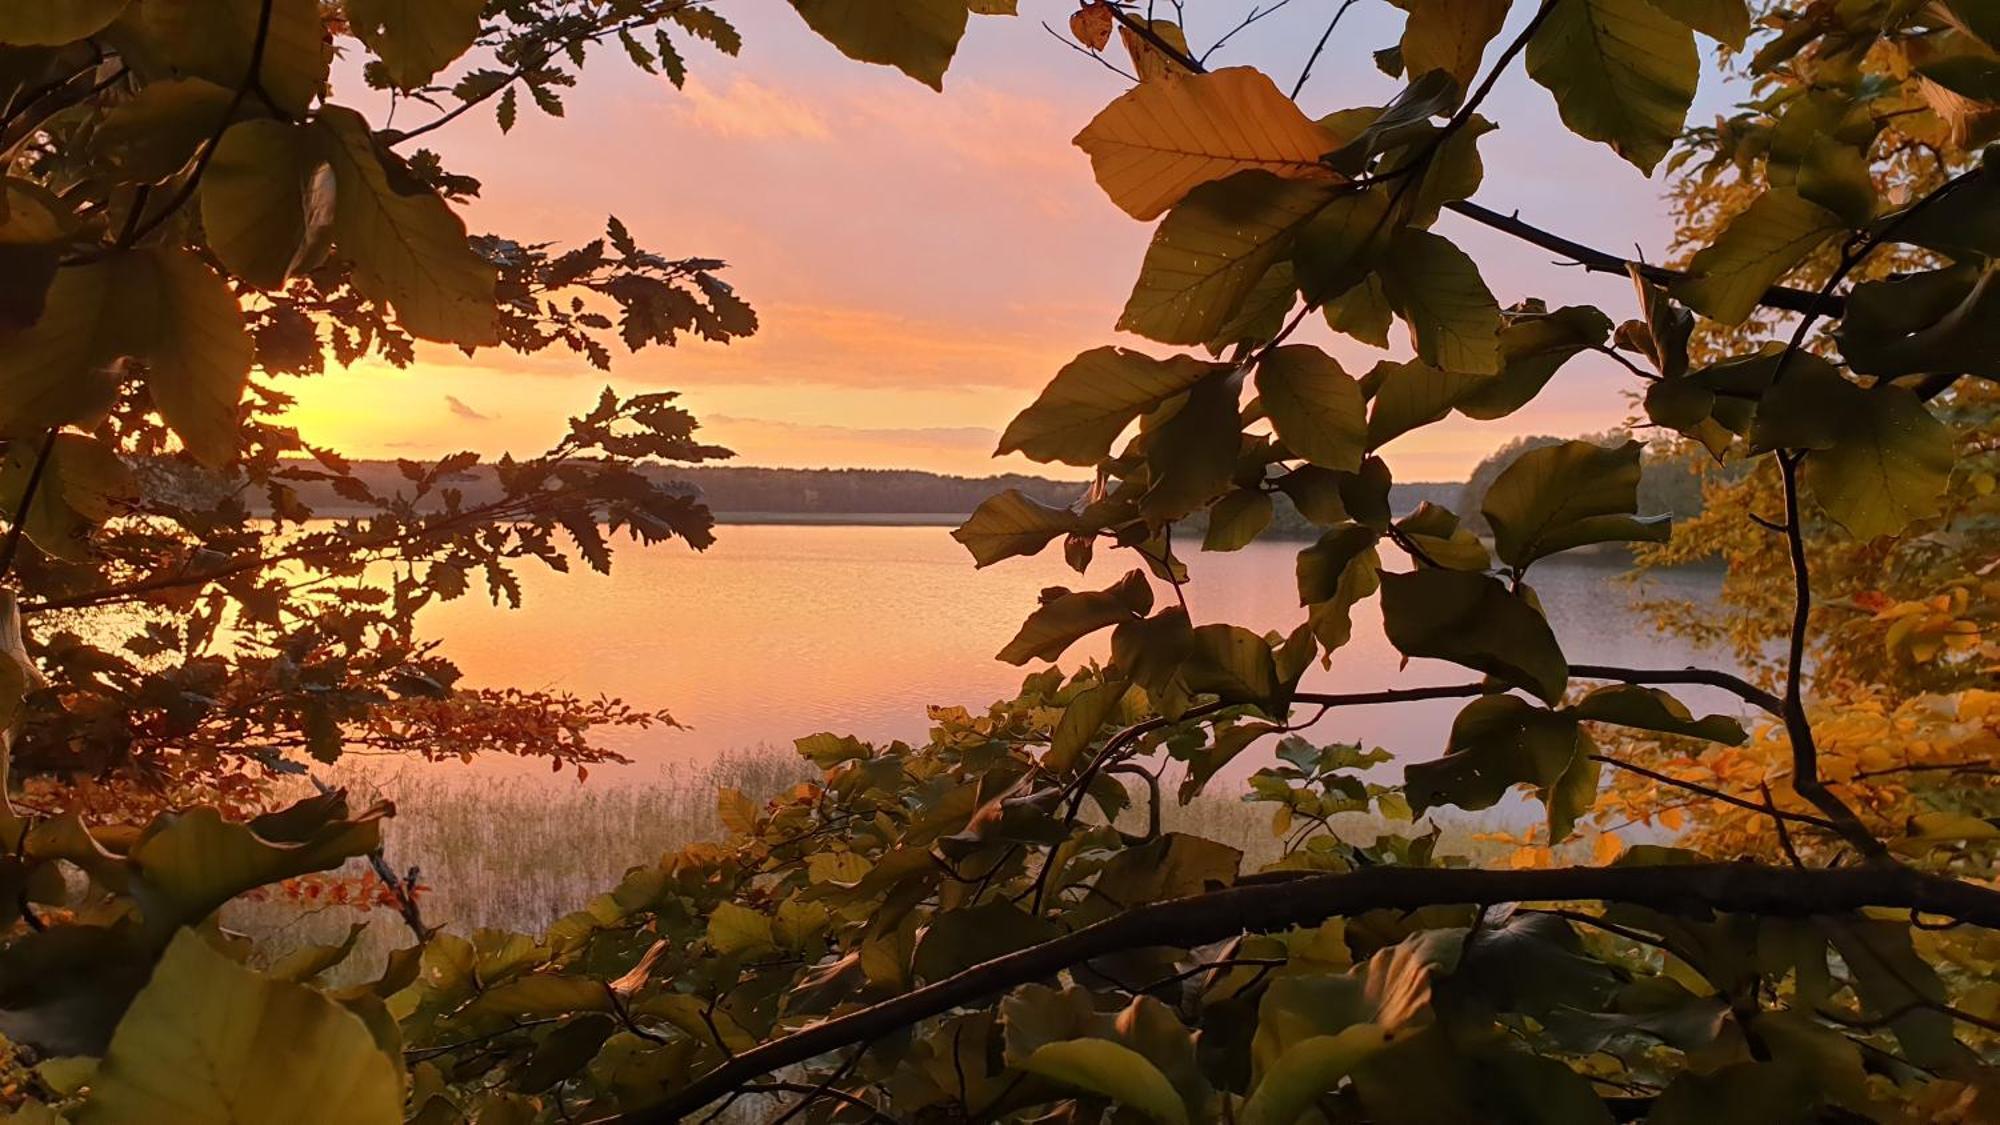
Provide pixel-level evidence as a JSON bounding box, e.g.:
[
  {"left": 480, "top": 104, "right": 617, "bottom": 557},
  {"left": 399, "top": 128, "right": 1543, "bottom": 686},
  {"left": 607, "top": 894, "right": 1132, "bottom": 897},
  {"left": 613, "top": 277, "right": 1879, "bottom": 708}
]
[
  {"left": 667, "top": 74, "right": 832, "bottom": 140},
  {"left": 445, "top": 394, "right": 491, "bottom": 421}
]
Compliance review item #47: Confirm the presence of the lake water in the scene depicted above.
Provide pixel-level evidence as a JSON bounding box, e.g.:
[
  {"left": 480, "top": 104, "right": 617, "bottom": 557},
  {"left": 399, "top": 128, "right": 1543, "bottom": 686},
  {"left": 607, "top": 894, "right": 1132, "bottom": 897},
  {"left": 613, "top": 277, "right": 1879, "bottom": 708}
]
[{"left": 413, "top": 523, "right": 1733, "bottom": 785}]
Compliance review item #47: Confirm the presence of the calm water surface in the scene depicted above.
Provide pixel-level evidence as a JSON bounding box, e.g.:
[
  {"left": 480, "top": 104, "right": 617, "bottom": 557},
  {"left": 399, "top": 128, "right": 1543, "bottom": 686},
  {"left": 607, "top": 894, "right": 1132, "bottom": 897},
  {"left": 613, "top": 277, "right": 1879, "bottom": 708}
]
[{"left": 413, "top": 524, "right": 1731, "bottom": 784}]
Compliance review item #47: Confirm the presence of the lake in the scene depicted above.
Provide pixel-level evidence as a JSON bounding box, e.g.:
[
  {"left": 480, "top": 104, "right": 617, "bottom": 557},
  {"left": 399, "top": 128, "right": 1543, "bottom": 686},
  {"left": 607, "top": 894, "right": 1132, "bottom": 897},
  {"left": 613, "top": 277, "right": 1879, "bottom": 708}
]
[{"left": 414, "top": 522, "right": 1734, "bottom": 785}]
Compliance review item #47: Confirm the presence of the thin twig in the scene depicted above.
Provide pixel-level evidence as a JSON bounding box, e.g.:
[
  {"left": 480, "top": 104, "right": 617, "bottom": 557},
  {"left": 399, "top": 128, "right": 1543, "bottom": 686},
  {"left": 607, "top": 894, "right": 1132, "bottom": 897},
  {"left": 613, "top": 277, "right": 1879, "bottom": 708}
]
[
  {"left": 118, "top": 0, "right": 276, "bottom": 248},
  {"left": 1291, "top": 0, "right": 1359, "bottom": 98},
  {"left": 0, "top": 431, "right": 59, "bottom": 581}
]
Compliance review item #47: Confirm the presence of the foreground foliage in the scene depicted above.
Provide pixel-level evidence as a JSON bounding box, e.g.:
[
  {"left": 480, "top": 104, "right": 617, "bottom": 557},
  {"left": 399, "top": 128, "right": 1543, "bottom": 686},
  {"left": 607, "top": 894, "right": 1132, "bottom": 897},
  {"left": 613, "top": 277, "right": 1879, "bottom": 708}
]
[{"left": 4, "top": 0, "right": 2000, "bottom": 1122}]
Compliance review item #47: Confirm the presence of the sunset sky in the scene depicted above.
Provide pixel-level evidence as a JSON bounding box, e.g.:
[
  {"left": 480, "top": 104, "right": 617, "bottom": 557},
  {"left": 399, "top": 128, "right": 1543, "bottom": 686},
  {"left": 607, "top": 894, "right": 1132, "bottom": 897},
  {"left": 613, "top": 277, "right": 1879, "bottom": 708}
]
[{"left": 290, "top": 3, "right": 1739, "bottom": 482}]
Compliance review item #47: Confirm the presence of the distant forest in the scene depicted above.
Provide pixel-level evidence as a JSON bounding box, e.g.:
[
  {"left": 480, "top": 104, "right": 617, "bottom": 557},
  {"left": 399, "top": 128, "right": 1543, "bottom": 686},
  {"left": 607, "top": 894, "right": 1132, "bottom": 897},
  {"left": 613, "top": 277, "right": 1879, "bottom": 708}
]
[
  {"left": 259, "top": 461, "right": 1471, "bottom": 524},
  {"left": 235, "top": 447, "right": 1707, "bottom": 535}
]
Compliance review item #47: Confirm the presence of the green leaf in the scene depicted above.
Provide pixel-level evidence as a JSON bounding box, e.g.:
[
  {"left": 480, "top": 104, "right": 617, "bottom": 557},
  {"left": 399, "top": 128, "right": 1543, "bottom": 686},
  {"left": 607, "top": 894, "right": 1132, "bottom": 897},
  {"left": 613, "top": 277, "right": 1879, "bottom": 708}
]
[
  {"left": 1376, "top": 229, "right": 1502, "bottom": 374},
  {"left": 134, "top": 248, "right": 257, "bottom": 466},
  {"left": 787, "top": 0, "right": 969, "bottom": 90},
  {"left": 1291, "top": 187, "right": 1399, "bottom": 304},
  {"left": 1021, "top": 1039, "right": 1190, "bottom": 1125},
  {"left": 0, "top": 0, "right": 130, "bottom": 44},
  {"left": 1364, "top": 360, "right": 1479, "bottom": 450},
  {"left": 108, "top": 0, "right": 329, "bottom": 117},
  {"left": 346, "top": 0, "right": 485, "bottom": 88},
  {"left": 461, "top": 975, "right": 613, "bottom": 1021},
  {"left": 0, "top": 180, "right": 67, "bottom": 332},
  {"left": 1142, "top": 372, "right": 1244, "bottom": 520},
  {"left": 1323, "top": 274, "right": 1394, "bottom": 347},
  {"left": 1394, "top": 502, "right": 1489, "bottom": 570},
  {"left": 76, "top": 930, "right": 403, "bottom": 1124},
  {"left": 1567, "top": 684, "right": 1746, "bottom": 743},
  {"left": 1049, "top": 678, "right": 1130, "bottom": 771},
  {"left": 1256, "top": 344, "right": 1367, "bottom": 471},
  {"left": 1203, "top": 488, "right": 1274, "bottom": 551},
  {"left": 1242, "top": 1025, "right": 1393, "bottom": 1125},
  {"left": 1453, "top": 305, "right": 1613, "bottom": 420},
  {"left": 1379, "top": 570, "right": 1568, "bottom": 703},
  {"left": 315, "top": 105, "right": 499, "bottom": 347},
  {"left": 706, "top": 901, "right": 776, "bottom": 957},
  {"left": 126, "top": 797, "right": 387, "bottom": 942},
  {"left": 1672, "top": 189, "right": 1844, "bottom": 325},
  {"left": 1406, "top": 694, "right": 1598, "bottom": 840},
  {"left": 201, "top": 120, "right": 335, "bottom": 289},
  {"left": 1826, "top": 921, "right": 1964, "bottom": 1068},
  {"left": 1114, "top": 608, "right": 1197, "bottom": 719},
  {"left": 913, "top": 902, "right": 1063, "bottom": 984},
  {"left": 1080, "top": 834, "right": 1241, "bottom": 921},
  {"left": 1525, "top": 0, "right": 1699, "bottom": 173},
  {"left": 1120, "top": 170, "right": 1337, "bottom": 346},
  {"left": 0, "top": 435, "right": 139, "bottom": 562},
  {"left": 1395, "top": 0, "right": 1508, "bottom": 93},
  {"left": 1297, "top": 523, "right": 1380, "bottom": 606},
  {"left": 1480, "top": 439, "right": 1669, "bottom": 566},
  {"left": 997, "top": 570, "right": 1154, "bottom": 665},
  {"left": 953, "top": 489, "right": 1080, "bottom": 566},
  {"left": 90, "top": 78, "right": 235, "bottom": 183},
  {"left": 1182, "top": 624, "right": 1283, "bottom": 711},
  {"left": 1641, "top": 0, "right": 1748, "bottom": 48},
  {"left": 1837, "top": 263, "right": 2000, "bottom": 381},
  {"left": 1800, "top": 384, "right": 1954, "bottom": 540},
  {"left": 999, "top": 347, "right": 1228, "bottom": 465}
]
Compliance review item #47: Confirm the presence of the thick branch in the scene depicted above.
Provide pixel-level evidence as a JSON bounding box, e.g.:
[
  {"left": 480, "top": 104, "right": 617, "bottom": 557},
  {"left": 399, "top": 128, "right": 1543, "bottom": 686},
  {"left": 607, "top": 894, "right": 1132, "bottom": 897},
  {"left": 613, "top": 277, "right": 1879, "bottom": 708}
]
[{"left": 622, "top": 862, "right": 2000, "bottom": 1122}]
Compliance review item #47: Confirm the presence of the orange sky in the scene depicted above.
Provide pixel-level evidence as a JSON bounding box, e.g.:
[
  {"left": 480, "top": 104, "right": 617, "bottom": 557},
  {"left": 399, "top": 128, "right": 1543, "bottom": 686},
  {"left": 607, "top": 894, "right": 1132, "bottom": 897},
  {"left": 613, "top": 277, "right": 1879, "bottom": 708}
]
[{"left": 288, "top": 4, "right": 1735, "bottom": 482}]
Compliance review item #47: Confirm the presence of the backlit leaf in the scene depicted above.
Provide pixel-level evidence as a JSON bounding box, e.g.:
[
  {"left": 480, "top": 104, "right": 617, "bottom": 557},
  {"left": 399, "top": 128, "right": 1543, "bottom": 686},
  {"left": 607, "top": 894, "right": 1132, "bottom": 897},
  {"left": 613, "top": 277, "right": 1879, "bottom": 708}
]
[
  {"left": 1672, "top": 189, "right": 1844, "bottom": 325},
  {"left": 316, "top": 105, "right": 499, "bottom": 347},
  {"left": 1075, "top": 66, "right": 1341, "bottom": 221},
  {"left": 997, "top": 570, "right": 1154, "bottom": 665},
  {"left": 346, "top": 0, "right": 485, "bottom": 88},
  {"left": 1379, "top": 570, "right": 1568, "bottom": 703},
  {"left": 201, "top": 120, "right": 336, "bottom": 289},
  {"left": 1257, "top": 344, "right": 1367, "bottom": 472},
  {"left": 1525, "top": 0, "right": 1698, "bottom": 173},
  {"left": 999, "top": 347, "right": 1229, "bottom": 466},
  {"left": 1480, "top": 439, "right": 1669, "bottom": 566},
  {"left": 787, "top": 0, "right": 969, "bottom": 90},
  {"left": 1395, "top": 0, "right": 1509, "bottom": 94},
  {"left": 1643, "top": 0, "right": 1749, "bottom": 48},
  {"left": 954, "top": 489, "right": 1081, "bottom": 566},
  {"left": 108, "top": 0, "right": 329, "bottom": 117},
  {"left": 1242, "top": 1025, "right": 1393, "bottom": 1125},
  {"left": 76, "top": 930, "right": 402, "bottom": 1125},
  {"left": 1021, "top": 1039, "right": 1191, "bottom": 1125},
  {"left": 0, "top": 0, "right": 130, "bottom": 44},
  {"left": 1377, "top": 229, "right": 1502, "bottom": 374},
  {"left": 1406, "top": 694, "right": 1598, "bottom": 840},
  {"left": 1567, "top": 684, "right": 1746, "bottom": 744},
  {"left": 1203, "top": 488, "right": 1274, "bottom": 551},
  {"left": 1120, "top": 171, "right": 1337, "bottom": 346}
]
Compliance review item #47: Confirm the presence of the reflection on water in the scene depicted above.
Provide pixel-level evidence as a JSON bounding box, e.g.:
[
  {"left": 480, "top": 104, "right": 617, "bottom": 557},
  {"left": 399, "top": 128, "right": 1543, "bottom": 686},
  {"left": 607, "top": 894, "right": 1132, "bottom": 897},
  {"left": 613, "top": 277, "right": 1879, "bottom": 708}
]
[{"left": 417, "top": 524, "right": 1728, "bottom": 783}]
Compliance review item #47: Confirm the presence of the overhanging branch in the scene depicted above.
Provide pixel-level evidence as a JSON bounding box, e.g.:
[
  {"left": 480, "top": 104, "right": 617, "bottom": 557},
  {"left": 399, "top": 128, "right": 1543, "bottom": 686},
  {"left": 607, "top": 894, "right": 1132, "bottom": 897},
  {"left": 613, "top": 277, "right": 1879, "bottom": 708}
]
[
  {"left": 623, "top": 862, "right": 2000, "bottom": 1121},
  {"left": 1444, "top": 200, "right": 1839, "bottom": 318}
]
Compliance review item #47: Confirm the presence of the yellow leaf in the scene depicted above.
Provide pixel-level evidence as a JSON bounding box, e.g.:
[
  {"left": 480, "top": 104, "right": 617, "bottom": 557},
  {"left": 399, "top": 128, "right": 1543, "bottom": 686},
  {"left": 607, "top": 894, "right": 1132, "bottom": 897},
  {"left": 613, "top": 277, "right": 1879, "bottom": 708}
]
[
  {"left": 706, "top": 901, "right": 775, "bottom": 956},
  {"left": 76, "top": 930, "right": 403, "bottom": 1124},
  {"left": 716, "top": 787, "right": 758, "bottom": 834},
  {"left": 1074, "top": 66, "right": 1341, "bottom": 220}
]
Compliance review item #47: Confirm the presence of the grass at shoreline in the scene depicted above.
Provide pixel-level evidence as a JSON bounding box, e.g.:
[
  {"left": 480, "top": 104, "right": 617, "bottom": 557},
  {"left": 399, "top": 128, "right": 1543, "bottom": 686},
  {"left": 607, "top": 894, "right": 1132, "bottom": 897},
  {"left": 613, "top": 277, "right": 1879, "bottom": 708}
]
[{"left": 227, "top": 746, "right": 1508, "bottom": 973}]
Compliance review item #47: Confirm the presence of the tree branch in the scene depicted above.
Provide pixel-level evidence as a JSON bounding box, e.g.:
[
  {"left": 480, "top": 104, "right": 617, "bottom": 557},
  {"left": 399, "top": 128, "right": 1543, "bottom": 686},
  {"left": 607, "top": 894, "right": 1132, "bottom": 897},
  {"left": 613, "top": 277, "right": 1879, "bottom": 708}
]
[
  {"left": 0, "top": 431, "right": 59, "bottom": 581},
  {"left": 1442, "top": 200, "right": 1837, "bottom": 317},
  {"left": 621, "top": 862, "right": 2000, "bottom": 1122}
]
